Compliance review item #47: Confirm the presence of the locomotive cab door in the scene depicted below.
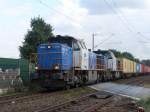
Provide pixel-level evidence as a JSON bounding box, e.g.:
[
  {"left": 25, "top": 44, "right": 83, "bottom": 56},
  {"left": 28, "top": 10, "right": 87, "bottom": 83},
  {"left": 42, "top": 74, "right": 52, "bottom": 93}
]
[{"left": 73, "top": 40, "right": 89, "bottom": 70}]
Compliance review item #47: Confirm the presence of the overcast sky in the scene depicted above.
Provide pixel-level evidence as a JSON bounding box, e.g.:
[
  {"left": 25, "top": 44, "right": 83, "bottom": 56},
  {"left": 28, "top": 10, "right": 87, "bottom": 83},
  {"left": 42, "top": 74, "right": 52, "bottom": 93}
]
[{"left": 0, "top": 0, "right": 150, "bottom": 60}]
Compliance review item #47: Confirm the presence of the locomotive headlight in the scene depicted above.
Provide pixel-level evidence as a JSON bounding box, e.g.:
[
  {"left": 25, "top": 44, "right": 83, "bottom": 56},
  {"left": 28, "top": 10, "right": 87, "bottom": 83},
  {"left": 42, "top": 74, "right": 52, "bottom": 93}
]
[
  {"left": 35, "top": 66, "right": 38, "bottom": 70},
  {"left": 54, "top": 65, "right": 60, "bottom": 70},
  {"left": 48, "top": 46, "right": 51, "bottom": 48}
]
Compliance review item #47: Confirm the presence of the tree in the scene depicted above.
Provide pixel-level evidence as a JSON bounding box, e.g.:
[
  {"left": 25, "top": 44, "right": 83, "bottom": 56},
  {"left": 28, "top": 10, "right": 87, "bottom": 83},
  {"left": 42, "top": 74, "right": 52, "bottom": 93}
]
[
  {"left": 141, "top": 60, "right": 150, "bottom": 66},
  {"left": 122, "top": 52, "right": 134, "bottom": 60},
  {"left": 19, "top": 17, "right": 54, "bottom": 59},
  {"left": 110, "top": 49, "right": 123, "bottom": 58},
  {"left": 110, "top": 49, "right": 140, "bottom": 62}
]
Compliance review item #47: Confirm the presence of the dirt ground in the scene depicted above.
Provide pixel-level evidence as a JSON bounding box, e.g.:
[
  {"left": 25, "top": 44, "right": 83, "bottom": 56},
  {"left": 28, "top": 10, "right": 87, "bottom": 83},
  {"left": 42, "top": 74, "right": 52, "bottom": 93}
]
[
  {"left": 0, "top": 87, "right": 139, "bottom": 112},
  {"left": 96, "top": 95, "right": 137, "bottom": 112},
  {"left": 0, "top": 87, "right": 95, "bottom": 112}
]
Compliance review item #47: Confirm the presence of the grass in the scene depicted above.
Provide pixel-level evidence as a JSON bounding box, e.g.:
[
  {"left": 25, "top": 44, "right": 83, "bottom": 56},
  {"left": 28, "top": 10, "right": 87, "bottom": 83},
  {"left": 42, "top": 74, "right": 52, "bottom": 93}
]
[
  {"left": 143, "top": 84, "right": 150, "bottom": 88},
  {"left": 139, "top": 97, "right": 150, "bottom": 112}
]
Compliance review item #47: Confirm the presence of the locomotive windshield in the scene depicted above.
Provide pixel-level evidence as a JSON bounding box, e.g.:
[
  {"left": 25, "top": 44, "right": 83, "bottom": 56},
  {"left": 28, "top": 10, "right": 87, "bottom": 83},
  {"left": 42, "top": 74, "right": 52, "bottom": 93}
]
[
  {"left": 94, "top": 50, "right": 112, "bottom": 59},
  {"left": 48, "top": 35, "right": 77, "bottom": 47},
  {"left": 48, "top": 35, "right": 87, "bottom": 51}
]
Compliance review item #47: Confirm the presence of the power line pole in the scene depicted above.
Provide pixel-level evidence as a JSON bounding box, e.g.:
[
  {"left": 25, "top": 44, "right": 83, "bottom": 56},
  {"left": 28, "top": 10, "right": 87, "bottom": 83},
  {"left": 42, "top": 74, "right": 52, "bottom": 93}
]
[
  {"left": 92, "top": 33, "right": 98, "bottom": 51},
  {"left": 92, "top": 33, "right": 95, "bottom": 51}
]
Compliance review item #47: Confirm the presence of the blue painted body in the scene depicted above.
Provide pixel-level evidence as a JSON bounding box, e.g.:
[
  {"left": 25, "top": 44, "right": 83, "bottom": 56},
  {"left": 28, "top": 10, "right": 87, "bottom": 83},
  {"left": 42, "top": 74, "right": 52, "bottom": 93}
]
[
  {"left": 37, "top": 43, "right": 72, "bottom": 70},
  {"left": 136, "top": 63, "right": 141, "bottom": 73},
  {"left": 88, "top": 52, "right": 97, "bottom": 70}
]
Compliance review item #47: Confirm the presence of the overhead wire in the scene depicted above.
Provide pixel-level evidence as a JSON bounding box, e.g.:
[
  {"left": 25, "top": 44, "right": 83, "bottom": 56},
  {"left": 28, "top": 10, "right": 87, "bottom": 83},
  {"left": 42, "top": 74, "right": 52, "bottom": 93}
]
[
  {"left": 38, "top": 0, "right": 115, "bottom": 48},
  {"left": 38, "top": 0, "right": 130, "bottom": 49},
  {"left": 103, "top": 0, "right": 134, "bottom": 33},
  {"left": 94, "top": 33, "right": 115, "bottom": 48},
  {"left": 38, "top": 0, "right": 96, "bottom": 42},
  {"left": 38, "top": 0, "right": 82, "bottom": 27},
  {"left": 55, "top": 0, "right": 78, "bottom": 14},
  {"left": 101, "top": 0, "right": 133, "bottom": 51},
  {"left": 104, "top": 0, "right": 148, "bottom": 47},
  {"left": 111, "top": 0, "right": 150, "bottom": 43},
  {"left": 110, "top": 0, "right": 150, "bottom": 58}
]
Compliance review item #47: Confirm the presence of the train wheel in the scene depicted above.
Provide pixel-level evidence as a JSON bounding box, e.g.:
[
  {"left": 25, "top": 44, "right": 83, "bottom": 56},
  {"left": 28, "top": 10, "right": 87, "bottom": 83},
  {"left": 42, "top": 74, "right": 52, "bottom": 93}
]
[
  {"left": 65, "top": 85, "right": 71, "bottom": 90},
  {"left": 75, "top": 83, "right": 79, "bottom": 88},
  {"left": 102, "top": 75, "right": 105, "bottom": 82},
  {"left": 96, "top": 79, "right": 99, "bottom": 83}
]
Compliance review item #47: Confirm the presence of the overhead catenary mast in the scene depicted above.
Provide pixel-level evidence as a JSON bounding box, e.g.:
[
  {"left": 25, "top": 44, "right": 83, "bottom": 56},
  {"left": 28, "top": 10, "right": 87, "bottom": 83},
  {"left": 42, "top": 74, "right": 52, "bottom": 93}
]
[{"left": 92, "top": 33, "right": 97, "bottom": 51}]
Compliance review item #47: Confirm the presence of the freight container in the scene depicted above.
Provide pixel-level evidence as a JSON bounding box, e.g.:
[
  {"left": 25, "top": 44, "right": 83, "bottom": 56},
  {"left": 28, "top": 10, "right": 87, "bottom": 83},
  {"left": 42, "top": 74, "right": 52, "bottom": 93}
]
[
  {"left": 139, "top": 63, "right": 141, "bottom": 73},
  {"left": 128, "top": 60, "right": 136, "bottom": 73},
  {"left": 88, "top": 51, "right": 96, "bottom": 70},
  {"left": 133, "top": 62, "right": 136, "bottom": 73},
  {"left": 120, "top": 58, "right": 135, "bottom": 74},
  {"left": 148, "top": 66, "right": 150, "bottom": 73},
  {"left": 129, "top": 61, "right": 132, "bottom": 73},
  {"left": 123, "top": 58, "right": 130, "bottom": 73},
  {"left": 144, "top": 65, "right": 150, "bottom": 73},
  {"left": 144, "top": 65, "right": 147, "bottom": 73},
  {"left": 141, "top": 64, "right": 145, "bottom": 73},
  {"left": 147, "top": 66, "right": 150, "bottom": 73},
  {"left": 136, "top": 63, "right": 141, "bottom": 73},
  {"left": 38, "top": 43, "right": 72, "bottom": 70}
]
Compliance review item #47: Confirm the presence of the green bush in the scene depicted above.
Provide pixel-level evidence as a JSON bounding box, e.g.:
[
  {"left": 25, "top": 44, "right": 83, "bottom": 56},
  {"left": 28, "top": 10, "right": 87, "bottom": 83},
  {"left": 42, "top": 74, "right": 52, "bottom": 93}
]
[{"left": 139, "top": 97, "right": 150, "bottom": 112}]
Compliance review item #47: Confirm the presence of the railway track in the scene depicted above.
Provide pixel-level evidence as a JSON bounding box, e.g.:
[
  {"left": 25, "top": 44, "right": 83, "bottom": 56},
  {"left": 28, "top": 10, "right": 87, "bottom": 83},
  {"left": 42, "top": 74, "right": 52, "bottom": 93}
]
[
  {"left": 35, "top": 92, "right": 113, "bottom": 112},
  {"left": 123, "top": 78, "right": 144, "bottom": 86},
  {"left": 0, "top": 87, "right": 97, "bottom": 112},
  {"left": 0, "top": 91, "right": 64, "bottom": 105},
  {"left": 0, "top": 92, "right": 37, "bottom": 101},
  {"left": 115, "top": 75, "right": 146, "bottom": 87}
]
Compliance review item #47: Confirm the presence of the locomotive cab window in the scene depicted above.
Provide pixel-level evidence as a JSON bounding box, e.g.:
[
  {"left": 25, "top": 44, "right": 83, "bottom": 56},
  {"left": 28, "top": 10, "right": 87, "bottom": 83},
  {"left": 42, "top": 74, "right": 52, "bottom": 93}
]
[
  {"left": 108, "top": 55, "right": 112, "bottom": 59},
  {"left": 73, "top": 42, "right": 80, "bottom": 51},
  {"left": 79, "top": 41, "right": 87, "bottom": 49},
  {"left": 79, "top": 41, "right": 84, "bottom": 49},
  {"left": 83, "top": 42, "right": 87, "bottom": 49}
]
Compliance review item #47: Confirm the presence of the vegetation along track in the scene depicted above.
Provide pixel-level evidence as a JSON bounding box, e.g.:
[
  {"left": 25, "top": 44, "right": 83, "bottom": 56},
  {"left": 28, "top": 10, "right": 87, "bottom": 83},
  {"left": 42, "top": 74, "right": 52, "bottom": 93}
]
[{"left": 35, "top": 92, "right": 114, "bottom": 112}]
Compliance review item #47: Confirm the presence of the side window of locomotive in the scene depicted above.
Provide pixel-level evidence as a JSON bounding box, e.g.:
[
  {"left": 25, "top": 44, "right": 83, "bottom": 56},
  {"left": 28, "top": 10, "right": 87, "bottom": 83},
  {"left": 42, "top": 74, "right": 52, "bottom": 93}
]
[
  {"left": 83, "top": 42, "right": 87, "bottom": 49},
  {"left": 79, "top": 41, "right": 87, "bottom": 49},
  {"left": 107, "top": 53, "right": 112, "bottom": 59},
  {"left": 79, "top": 42, "right": 84, "bottom": 49},
  {"left": 73, "top": 43, "right": 80, "bottom": 51}
]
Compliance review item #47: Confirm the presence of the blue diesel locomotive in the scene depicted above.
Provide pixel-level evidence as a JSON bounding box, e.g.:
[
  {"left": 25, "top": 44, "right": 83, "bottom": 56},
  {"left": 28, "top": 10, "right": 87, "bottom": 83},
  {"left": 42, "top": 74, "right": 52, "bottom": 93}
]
[{"left": 31, "top": 36, "right": 104, "bottom": 89}]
